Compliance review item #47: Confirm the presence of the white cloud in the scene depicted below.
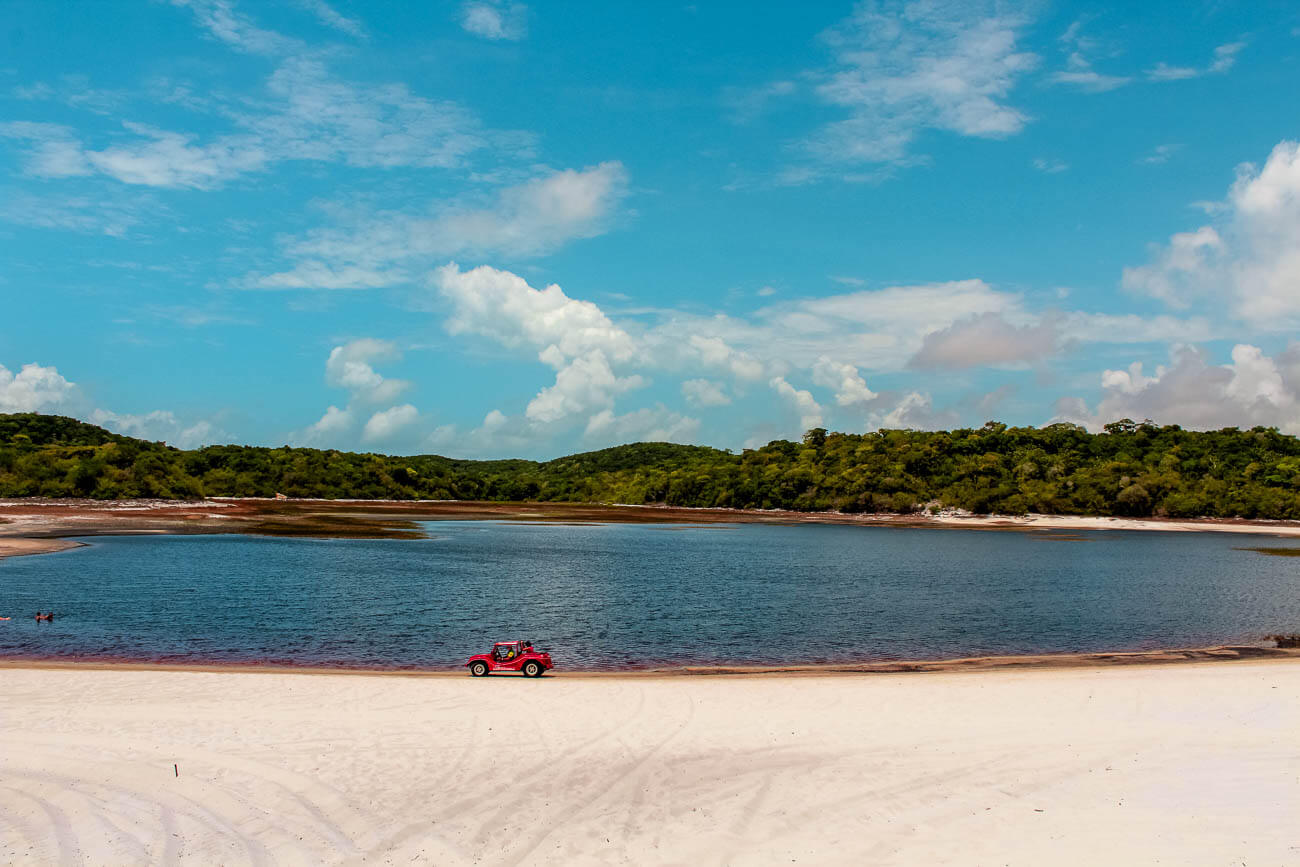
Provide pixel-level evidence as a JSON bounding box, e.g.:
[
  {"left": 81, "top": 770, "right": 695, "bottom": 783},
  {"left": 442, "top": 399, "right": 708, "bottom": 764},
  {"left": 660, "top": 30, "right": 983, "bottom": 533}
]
[
  {"left": 306, "top": 405, "right": 353, "bottom": 437},
  {"left": 681, "top": 378, "right": 731, "bottom": 407},
  {"left": 1032, "top": 157, "right": 1068, "bottom": 174},
  {"left": 1140, "top": 144, "right": 1181, "bottom": 165},
  {"left": 1058, "top": 343, "right": 1300, "bottom": 433},
  {"left": 811, "top": 356, "right": 876, "bottom": 406},
  {"left": 0, "top": 192, "right": 146, "bottom": 238},
  {"left": 460, "top": 1, "right": 527, "bottom": 41},
  {"left": 296, "top": 0, "right": 367, "bottom": 38},
  {"left": 909, "top": 312, "right": 1059, "bottom": 369},
  {"left": 1122, "top": 226, "right": 1222, "bottom": 307},
  {"left": 86, "top": 124, "right": 266, "bottom": 189},
  {"left": 250, "top": 263, "right": 404, "bottom": 291},
  {"left": 13, "top": 77, "right": 127, "bottom": 115},
  {"left": 873, "top": 391, "right": 945, "bottom": 429},
  {"left": 247, "top": 57, "right": 512, "bottom": 171},
  {"left": 680, "top": 334, "right": 766, "bottom": 381},
  {"left": 1146, "top": 63, "right": 1198, "bottom": 82},
  {"left": 1062, "top": 312, "right": 1217, "bottom": 345},
  {"left": 770, "top": 376, "right": 823, "bottom": 431},
  {"left": 801, "top": 0, "right": 1038, "bottom": 169},
  {"left": 1147, "top": 41, "right": 1245, "bottom": 81},
  {"left": 325, "top": 339, "right": 410, "bottom": 404},
  {"left": 2, "top": 118, "right": 264, "bottom": 190},
  {"left": 1209, "top": 41, "right": 1246, "bottom": 73},
  {"left": 1049, "top": 22, "right": 1130, "bottom": 92},
  {"left": 168, "top": 0, "right": 291, "bottom": 55},
  {"left": 5, "top": 53, "right": 524, "bottom": 191},
  {"left": 246, "top": 163, "right": 628, "bottom": 288},
  {"left": 1050, "top": 68, "right": 1132, "bottom": 92},
  {"left": 1123, "top": 140, "right": 1300, "bottom": 325},
  {"left": 362, "top": 404, "right": 419, "bottom": 442},
  {"left": 90, "top": 409, "right": 225, "bottom": 448},
  {"left": 0, "top": 363, "right": 79, "bottom": 413},
  {"left": 435, "top": 262, "right": 638, "bottom": 364},
  {"left": 584, "top": 406, "right": 700, "bottom": 445},
  {"left": 525, "top": 351, "right": 645, "bottom": 425}
]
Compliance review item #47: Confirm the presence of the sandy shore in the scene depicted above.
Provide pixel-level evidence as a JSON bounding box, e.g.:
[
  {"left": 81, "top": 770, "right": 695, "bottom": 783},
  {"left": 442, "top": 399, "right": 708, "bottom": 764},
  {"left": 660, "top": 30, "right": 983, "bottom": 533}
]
[
  {"left": 1, "top": 662, "right": 1296, "bottom": 865},
  {"left": 0, "top": 537, "right": 84, "bottom": 560}
]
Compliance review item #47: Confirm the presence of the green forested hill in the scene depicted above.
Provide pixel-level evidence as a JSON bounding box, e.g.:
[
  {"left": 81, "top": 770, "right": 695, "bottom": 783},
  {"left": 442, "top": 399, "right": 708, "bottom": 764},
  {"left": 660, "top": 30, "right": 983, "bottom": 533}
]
[{"left": 3, "top": 413, "right": 1300, "bottom": 519}]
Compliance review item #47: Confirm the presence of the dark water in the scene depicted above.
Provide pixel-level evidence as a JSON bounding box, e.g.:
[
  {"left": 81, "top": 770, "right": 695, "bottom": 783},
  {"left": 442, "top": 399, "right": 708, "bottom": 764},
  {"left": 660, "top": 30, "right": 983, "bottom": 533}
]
[{"left": 1, "top": 521, "right": 1298, "bottom": 669}]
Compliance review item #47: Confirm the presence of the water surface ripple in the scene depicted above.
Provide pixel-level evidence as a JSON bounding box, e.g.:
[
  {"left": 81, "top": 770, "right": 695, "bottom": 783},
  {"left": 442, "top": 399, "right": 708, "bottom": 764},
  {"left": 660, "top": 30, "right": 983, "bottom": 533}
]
[{"left": 1, "top": 521, "right": 1298, "bottom": 669}]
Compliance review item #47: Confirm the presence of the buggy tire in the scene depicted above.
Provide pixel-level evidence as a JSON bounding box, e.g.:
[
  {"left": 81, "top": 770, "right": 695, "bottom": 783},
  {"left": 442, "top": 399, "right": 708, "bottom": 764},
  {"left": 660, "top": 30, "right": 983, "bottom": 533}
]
[
  {"left": 522, "top": 661, "right": 543, "bottom": 678},
  {"left": 469, "top": 661, "right": 489, "bottom": 677}
]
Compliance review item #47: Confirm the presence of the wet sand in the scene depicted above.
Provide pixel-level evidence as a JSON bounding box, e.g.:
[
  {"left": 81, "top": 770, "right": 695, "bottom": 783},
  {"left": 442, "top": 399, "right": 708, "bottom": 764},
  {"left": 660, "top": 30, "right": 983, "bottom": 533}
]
[
  {"left": 0, "top": 537, "right": 84, "bottom": 560},
  {"left": 1, "top": 660, "right": 1297, "bottom": 865}
]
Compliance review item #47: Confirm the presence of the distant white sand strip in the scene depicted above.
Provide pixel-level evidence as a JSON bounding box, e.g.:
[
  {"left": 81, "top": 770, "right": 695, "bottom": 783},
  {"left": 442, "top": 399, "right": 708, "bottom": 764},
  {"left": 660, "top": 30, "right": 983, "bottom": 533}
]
[{"left": 0, "top": 663, "right": 1297, "bottom": 864}]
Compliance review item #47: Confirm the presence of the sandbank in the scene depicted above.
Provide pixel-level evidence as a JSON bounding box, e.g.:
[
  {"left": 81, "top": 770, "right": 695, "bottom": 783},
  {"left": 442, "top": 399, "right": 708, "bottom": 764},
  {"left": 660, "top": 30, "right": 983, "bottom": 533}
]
[
  {"left": 1, "top": 660, "right": 1297, "bottom": 864},
  {"left": 5, "top": 498, "right": 1300, "bottom": 562}
]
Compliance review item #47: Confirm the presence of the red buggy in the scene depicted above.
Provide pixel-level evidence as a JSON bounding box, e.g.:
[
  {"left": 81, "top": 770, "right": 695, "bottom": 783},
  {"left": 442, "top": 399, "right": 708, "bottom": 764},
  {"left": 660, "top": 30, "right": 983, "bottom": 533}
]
[{"left": 465, "top": 640, "right": 554, "bottom": 678}]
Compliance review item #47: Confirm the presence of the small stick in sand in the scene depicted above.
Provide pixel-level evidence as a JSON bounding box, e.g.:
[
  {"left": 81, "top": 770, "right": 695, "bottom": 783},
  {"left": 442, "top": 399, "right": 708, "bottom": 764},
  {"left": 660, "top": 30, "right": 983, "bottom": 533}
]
[{"left": 174, "top": 764, "right": 178, "bottom": 777}]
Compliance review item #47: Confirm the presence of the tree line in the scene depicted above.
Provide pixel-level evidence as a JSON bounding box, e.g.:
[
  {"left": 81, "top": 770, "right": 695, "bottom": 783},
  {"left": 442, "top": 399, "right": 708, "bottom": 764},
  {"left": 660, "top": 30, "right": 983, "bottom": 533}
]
[{"left": 3, "top": 413, "right": 1300, "bottom": 519}]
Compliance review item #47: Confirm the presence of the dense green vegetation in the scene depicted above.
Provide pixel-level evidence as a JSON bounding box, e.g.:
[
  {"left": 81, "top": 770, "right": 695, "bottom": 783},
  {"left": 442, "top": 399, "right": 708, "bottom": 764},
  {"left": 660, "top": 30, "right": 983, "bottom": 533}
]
[{"left": 3, "top": 413, "right": 1300, "bottom": 519}]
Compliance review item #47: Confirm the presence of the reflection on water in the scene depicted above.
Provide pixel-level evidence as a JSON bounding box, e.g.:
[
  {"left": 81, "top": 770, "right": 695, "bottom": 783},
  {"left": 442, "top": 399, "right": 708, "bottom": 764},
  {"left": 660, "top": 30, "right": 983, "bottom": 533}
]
[{"left": 1, "top": 521, "right": 1298, "bottom": 669}]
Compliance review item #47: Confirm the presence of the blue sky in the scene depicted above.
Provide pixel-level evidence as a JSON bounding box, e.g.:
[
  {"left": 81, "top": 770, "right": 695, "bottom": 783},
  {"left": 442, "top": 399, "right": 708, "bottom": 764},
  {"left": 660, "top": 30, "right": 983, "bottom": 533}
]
[{"left": 2, "top": 0, "right": 1300, "bottom": 458}]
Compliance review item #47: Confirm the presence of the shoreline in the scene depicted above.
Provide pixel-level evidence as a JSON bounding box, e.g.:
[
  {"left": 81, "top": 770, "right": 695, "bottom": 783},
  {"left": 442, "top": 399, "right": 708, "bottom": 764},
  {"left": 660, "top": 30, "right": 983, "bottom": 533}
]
[{"left": 1, "top": 643, "right": 1296, "bottom": 679}]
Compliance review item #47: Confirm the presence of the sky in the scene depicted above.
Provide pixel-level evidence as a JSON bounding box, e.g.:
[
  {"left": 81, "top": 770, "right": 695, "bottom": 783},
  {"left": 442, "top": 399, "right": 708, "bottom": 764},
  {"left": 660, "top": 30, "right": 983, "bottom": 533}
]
[{"left": 2, "top": 0, "right": 1300, "bottom": 459}]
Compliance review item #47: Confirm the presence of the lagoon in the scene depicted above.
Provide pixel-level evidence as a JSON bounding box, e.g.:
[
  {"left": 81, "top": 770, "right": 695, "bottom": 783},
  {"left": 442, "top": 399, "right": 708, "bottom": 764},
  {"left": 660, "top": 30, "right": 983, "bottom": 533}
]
[{"left": 1, "top": 521, "right": 1298, "bottom": 668}]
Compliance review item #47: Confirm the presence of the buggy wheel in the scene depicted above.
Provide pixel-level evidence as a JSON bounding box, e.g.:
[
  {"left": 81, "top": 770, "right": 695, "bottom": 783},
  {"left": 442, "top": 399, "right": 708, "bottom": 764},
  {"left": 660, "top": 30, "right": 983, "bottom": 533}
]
[
  {"left": 522, "top": 661, "right": 542, "bottom": 678},
  {"left": 469, "top": 661, "right": 489, "bottom": 677}
]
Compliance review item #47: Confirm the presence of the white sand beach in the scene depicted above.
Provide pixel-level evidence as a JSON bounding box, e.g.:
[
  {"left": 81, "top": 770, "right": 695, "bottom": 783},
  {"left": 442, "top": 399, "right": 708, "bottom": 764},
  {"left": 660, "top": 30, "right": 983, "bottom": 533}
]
[{"left": 1, "top": 661, "right": 1297, "bottom": 865}]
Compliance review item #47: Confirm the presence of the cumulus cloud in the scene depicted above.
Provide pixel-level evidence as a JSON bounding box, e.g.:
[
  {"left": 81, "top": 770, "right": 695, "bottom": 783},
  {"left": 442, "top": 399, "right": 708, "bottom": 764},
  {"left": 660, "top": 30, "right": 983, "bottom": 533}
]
[
  {"left": 870, "top": 391, "right": 959, "bottom": 430},
  {"left": 435, "top": 263, "right": 638, "bottom": 365},
  {"left": 325, "top": 339, "right": 410, "bottom": 404},
  {"left": 362, "top": 404, "right": 419, "bottom": 443},
  {"left": 1122, "top": 140, "right": 1300, "bottom": 325},
  {"left": 909, "top": 312, "right": 1059, "bottom": 369},
  {"left": 584, "top": 406, "right": 700, "bottom": 446},
  {"left": 1056, "top": 343, "right": 1300, "bottom": 433},
  {"left": 681, "top": 378, "right": 731, "bottom": 407},
  {"left": 810, "top": 356, "right": 876, "bottom": 406},
  {"left": 525, "top": 351, "right": 645, "bottom": 424},
  {"left": 460, "top": 1, "right": 527, "bottom": 41},
  {"left": 0, "top": 363, "right": 79, "bottom": 413},
  {"left": 306, "top": 405, "right": 353, "bottom": 437},
  {"left": 679, "top": 335, "right": 766, "bottom": 381},
  {"left": 90, "top": 409, "right": 225, "bottom": 448},
  {"left": 770, "top": 376, "right": 823, "bottom": 431},
  {"left": 800, "top": 0, "right": 1038, "bottom": 170}
]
